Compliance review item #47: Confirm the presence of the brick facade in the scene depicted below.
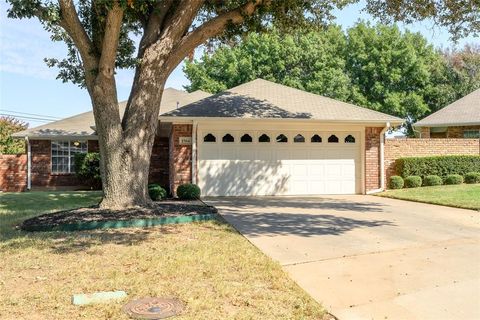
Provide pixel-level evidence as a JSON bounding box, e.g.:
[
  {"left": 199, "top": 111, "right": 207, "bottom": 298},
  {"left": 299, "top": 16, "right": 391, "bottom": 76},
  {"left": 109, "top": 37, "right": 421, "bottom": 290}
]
[
  {"left": 384, "top": 138, "right": 480, "bottom": 186},
  {"left": 420, "top": 125, "right": 480, "bottom": 138},
  {"left": 149, "top": 137, "right": 170, "bottom": 188},
  {"left": 0, "top": 154, "right": 27, "bottom": 192},
  {"left": 365, "top": 127, "right": 383, "bottom": 192},
  {"left": 169, "top": 124, "right": 193, "bottom": 195}
]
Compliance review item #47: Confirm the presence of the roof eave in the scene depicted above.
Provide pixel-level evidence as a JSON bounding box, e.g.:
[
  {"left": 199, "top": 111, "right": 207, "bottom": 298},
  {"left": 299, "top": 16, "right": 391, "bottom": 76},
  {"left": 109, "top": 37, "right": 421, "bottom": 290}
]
[
  {"left": 11, "top": 133, "right": 98, "bottom": 140},
  {"left": 413, "top": 121, "right": 480, "bottom": 127}
]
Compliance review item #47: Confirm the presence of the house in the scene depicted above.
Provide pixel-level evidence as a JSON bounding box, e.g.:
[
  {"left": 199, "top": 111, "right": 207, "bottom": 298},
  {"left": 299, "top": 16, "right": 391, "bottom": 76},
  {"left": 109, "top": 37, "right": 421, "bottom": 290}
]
[
  {"left": 12, "top": 79, "right": 403, "bottom": 196},
  {"left": 413, "top": 89, "right": 480, "bottom": 138}
]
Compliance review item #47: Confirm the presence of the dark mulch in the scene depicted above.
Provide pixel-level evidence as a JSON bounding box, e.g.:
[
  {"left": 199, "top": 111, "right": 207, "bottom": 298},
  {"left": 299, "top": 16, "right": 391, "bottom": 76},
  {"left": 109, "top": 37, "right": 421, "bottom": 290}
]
[{"left": 21, "top": 200, "right": 218, "bottom": 229}]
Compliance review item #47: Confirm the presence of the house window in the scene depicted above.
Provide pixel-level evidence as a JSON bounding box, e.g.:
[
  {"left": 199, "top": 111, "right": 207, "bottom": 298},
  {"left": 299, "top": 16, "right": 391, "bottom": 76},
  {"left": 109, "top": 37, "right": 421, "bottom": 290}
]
[
  {"left": 203, "top": 133, "right": 216, "bottom": 142},
  {"left": 258, "top": 134, "right": 270, "bottom": 143},
  {"left": 328, "top": 135, "right": 339, "bottom": 143},
  {"left": 344, "top": 135, "right": 356, "bottom": 143},
  {"left": 51, "top": 140, "right": 87, "bottom": 173},
  {"left": 222, "top": 133, "right": 235, "bottom": 142},
  {"left": 464, "top": 130, "right": 480, "bottom": 138},
  {"left": 293, "top": 134, "right": 305, "bottom": 143},
  {"left": 241, "top": 134, "right": 253, "bottom": 142},
  {"left": 276, "top": 134, "right": 288, "bottom": 143},
  {"left": 311, "top": 134, "right": 322, "bottom": 143}
]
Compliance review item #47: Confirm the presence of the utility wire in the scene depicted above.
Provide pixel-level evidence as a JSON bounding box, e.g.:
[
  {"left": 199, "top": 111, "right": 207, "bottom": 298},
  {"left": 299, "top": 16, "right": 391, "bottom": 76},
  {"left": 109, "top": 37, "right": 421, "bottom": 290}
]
[
  {"left": 0, "top": 109, "right": 62, "bottom": 120},
  {"left": 0, "top": 113, "right": 55, "bottom": 123}
]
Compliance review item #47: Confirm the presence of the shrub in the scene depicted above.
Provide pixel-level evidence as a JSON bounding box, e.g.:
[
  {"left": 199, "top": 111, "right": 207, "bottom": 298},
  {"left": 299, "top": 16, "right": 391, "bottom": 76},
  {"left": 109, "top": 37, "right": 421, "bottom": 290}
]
[
  {"left": 396, "top": 155, "right": 480, "bottom": 180},
  {"left": 177, "top": 183, "right": 201, "bottom": 200},
  {"left": 444, "top": 174, "right": 464, "bottom": 185},
  {"left": 404, "top": 176, "right": 422, "bottom": 188},
  {"left": 389, "top": 176, "right": 404, "bottom": 189},
  {"left": 148, "top": 184, "right": 167, "bottom": 201},
  {"left": 74, "top": 153, "right": 101, "bottom": 189},
  {"left": 423, "top": 175, "right": 443, "bottom": 186},
  {"left": 464, "top": 172, "right": 480, "bottom": 184}
]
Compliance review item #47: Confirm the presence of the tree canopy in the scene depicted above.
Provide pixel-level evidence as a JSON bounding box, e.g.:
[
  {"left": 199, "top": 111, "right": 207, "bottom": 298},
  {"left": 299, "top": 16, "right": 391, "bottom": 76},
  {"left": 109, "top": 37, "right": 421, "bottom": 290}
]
[
  {"left": 185, "top": 22, "right": 480, "bottom": 128},
  {"left": 0, "top": 117, "right": 28, "bottom": 155}
]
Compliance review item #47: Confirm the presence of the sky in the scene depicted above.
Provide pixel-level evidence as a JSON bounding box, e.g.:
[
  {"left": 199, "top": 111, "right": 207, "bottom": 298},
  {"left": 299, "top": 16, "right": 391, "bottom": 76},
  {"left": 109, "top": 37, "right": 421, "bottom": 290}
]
[{"left": 0, "top": 1, "right": 478, "bottom": 127}]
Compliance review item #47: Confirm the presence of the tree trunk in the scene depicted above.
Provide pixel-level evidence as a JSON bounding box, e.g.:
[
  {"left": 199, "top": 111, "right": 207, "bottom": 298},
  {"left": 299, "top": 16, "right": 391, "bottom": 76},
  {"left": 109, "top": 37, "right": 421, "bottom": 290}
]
[{"left": 90, "top": 54, "right": 168, "bottom": 210}]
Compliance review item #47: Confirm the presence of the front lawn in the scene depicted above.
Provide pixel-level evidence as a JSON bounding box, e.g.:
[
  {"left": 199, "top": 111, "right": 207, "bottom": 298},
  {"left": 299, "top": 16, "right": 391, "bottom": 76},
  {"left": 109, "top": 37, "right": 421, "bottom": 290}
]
[
  {"left": 0, "top": 191, "right": 325, "bottom": 319},
  {"left": 378, "top": 184, "right": 480, "bottom": 210}
]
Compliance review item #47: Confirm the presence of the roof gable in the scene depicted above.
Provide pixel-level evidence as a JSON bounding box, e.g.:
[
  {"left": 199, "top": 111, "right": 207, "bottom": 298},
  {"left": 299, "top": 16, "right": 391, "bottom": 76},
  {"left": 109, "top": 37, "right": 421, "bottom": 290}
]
[
  {"left": 414, "top": 89, "right": 480, "bottom": 127},
  {"left": 162, "top": 79, "right": 403, "bottom": 123}
]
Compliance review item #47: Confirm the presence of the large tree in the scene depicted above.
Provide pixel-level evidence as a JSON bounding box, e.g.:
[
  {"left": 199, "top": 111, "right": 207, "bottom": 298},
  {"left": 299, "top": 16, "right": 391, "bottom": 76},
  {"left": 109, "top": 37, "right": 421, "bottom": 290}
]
[
  {"left": 7, "top": 0, "right": 479, "bottom": 209},
  {"left": 0, "top": 117, "right": 28, "bottom": 155}
]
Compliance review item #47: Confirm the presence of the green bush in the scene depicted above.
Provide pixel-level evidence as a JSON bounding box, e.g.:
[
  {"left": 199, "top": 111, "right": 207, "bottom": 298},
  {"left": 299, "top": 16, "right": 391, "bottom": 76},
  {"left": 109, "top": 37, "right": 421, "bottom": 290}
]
[
  {"left": 389, "top": 176, "right": 404, "bottom": 189},
  {"left": 444, "top": 174, "right": 464, "bottom": 185},
  {"left": 464, "top": 172, "right": 480, "bottom": 184},
  {"left": 404, "top": 176, "right": 422, "bottom": 188},
  {"left": 74, "top": 153, "right": 101, "bottom": 189},
  {"left": 177, "top": 183, "right": 201, "bottom": 200},
  {"left": 396, "top": 155, "right": 480, "bottom": 180},
  {"left": 423, "top": 175, "right": 443, "bottom": 186},
  {"left": 148, "top": 184, "right": 167, "bottom": 201}
]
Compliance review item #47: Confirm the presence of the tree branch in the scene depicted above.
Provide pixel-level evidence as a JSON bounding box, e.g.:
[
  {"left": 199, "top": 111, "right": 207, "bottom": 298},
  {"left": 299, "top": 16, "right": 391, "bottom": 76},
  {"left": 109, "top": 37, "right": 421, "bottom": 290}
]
[
  {"left": 98, "top": 2, "right": 124, "bottom": 79},
  {"left": 167, "top": 0, "right": 267, "bottom": 71},
  {"left": 159, "top": 0, "right": 205, "bottom": 45},
  {"left": 58, "top": 0, "right": 97, "bottom": 84},
  {"left": 139, "top": 0, "right": 175, "bottom": 53}
]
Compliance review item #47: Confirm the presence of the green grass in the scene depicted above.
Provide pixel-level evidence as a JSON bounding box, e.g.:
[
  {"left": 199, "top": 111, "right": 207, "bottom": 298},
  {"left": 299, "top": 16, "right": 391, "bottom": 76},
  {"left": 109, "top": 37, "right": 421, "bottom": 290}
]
[
  {"left": 378, "top": 184, "right": 480, "bottom": 210},
  {"left": 0, "top": 191, "right": 325, "bottom": 319}
]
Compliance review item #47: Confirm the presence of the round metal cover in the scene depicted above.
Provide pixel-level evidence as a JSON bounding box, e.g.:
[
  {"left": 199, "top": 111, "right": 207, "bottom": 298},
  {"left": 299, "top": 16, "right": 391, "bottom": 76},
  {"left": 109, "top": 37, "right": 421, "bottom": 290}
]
[{"left": 123, "top": 297, "right": 184, "bottom": 319}]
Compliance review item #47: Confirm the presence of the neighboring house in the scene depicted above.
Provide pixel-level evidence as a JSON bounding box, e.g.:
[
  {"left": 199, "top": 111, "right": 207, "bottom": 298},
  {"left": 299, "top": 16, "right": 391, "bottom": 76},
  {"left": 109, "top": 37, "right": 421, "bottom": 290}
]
[
  {"left": 12, "top": 79, "right": 403, "bottom": 195},
  {"left": 413, "top": 89, "right": 480, "bottom": 138}
]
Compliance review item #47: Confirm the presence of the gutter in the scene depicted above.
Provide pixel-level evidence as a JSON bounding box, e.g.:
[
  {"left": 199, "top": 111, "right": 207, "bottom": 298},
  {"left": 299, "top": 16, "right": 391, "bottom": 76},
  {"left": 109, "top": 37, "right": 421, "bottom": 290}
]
[
  {"left": 191, "top": 121, "right": 198, "bottom": 185},
  {"left": 26, "top": 137, "right": 31, "bottom": 191},
  {"left": 366, "top": 122, "right": 390, "bottom": 194}
]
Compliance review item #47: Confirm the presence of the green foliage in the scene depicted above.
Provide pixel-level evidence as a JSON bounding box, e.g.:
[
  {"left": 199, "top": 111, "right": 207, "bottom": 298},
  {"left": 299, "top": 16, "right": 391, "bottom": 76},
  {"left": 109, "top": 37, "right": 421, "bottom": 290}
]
[
  {"left": 389, "top": 175, "right": 404, "bottom": 189},
  {"left": 185, "top": 23, "right": 480, "bottom": 125},
  {"left": 464, "top": 172, "right": 480, "bottom": 184},
  {"left": 177, "top": 184, "right": 201, "bottom": 200},
  {"left": 148, "top": 184, "right": 167, "bottom": 201},
  {"left": 396, "top": 156, "right": 480, "bottom": 180},
  {"left": 0, "top": 116, "right": 28, "bottom": 154},
  {"left": 444, "top": 174, "right": 464, "bottom": 185},
  {"left": 423, "top": 175, "right": 443, "bottom": 187},
  {"left": 74, "top": 153, "right": 101, "bottom": 189},
  {"left": 404, "top": 176, "right": 422, "bottom": 188}
]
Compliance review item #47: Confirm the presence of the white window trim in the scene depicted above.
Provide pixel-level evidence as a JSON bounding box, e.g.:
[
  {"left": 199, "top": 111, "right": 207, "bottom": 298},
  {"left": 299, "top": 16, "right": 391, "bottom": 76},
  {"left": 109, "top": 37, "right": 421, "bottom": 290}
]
[{"left": 51, "top": 140, "right": 87, "bottom": 174}]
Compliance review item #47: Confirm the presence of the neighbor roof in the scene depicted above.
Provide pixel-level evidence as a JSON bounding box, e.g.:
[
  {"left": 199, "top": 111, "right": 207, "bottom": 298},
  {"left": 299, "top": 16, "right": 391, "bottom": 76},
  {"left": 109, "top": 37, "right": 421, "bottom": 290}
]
[
  {"left": 161, "top": 79, "right": 403, "bottom": 124},
  {"left": 12, "top": 88, "right": 211, "bottom": 138},
  {"left": 414, "top": 89, "right": 480, "bottom": 127}
]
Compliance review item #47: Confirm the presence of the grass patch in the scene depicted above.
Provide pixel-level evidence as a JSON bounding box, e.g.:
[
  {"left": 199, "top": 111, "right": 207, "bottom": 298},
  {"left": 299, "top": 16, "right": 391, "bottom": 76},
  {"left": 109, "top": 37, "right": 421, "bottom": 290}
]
[
  {"left": 0, "top": 191, "right": 325, "bottom": 319},
  {"left": 377, "top": 184, "right": 480, "bottom": 210}
]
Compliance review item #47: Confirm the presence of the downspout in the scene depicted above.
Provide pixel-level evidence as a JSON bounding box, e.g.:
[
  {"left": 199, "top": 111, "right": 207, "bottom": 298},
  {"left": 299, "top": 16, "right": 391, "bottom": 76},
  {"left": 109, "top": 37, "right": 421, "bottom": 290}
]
[
  {"left": 191, "top": 121, "right": 198, "bottom": 185},
  {"left": 366, "top": 122, "right": 390, "bottom": 194},
  {"left": 26, "top": 137, "right": 31, "bottom": 191}
]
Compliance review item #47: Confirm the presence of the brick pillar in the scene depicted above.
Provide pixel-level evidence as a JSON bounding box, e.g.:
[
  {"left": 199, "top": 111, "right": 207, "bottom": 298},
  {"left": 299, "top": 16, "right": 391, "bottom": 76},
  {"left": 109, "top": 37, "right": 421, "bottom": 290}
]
[
  {"left": 420, "top": 127, "right": 430, "bottom": 138},
  {"left": 169, "top": 124, "right": 193, "bottom": 196},
  {"left": 365, "top": 127, "right": 382, "bottom": 192}
]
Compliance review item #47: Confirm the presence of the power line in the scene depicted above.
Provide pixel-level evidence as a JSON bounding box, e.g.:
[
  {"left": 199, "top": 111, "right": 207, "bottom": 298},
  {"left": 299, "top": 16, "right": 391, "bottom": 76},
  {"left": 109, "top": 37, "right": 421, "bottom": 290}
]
[
  {"left": 0, "top": 113, "right": 55, "bottom": 123},
  {"left": 0, "top": 109, "right": 62, "bottom": 120}
]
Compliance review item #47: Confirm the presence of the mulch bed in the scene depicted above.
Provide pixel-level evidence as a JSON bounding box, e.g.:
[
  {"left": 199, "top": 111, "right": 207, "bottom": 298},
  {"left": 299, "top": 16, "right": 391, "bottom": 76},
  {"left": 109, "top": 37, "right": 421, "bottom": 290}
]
[{"left": 20, "top": 200, "right": 218, "bottom": 230}]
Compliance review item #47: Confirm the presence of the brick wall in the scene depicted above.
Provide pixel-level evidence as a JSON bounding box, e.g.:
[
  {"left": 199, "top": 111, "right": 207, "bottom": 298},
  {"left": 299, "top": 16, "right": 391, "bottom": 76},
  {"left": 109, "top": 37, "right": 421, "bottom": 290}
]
[
  {"left": 419, "top": 125, "right": 480, "bottom": 138},
  {"left": 149, "top": 137, "right": 169, "bottom": 188},
  {"left": 365, "top": 127, "right": 383, "bottom": 192},
  {"left": 169, "top": 124, "right": 192, "bottom": 196},
  {"left": 0, "top": 154, "right": 27, "bottom": 192},
  {"left": 384, "top": 138, "right": 480, "bottom": 186}
]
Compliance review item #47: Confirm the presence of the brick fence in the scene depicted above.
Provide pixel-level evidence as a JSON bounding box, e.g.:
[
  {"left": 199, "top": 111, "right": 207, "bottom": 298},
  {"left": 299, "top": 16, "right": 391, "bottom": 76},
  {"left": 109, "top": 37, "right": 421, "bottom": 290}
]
[
  {"left": 0, "top": 154, "right": 27, "bottom": 192},
  {"left": 384, "top": 138, "right": 480, "bottom": 186}
]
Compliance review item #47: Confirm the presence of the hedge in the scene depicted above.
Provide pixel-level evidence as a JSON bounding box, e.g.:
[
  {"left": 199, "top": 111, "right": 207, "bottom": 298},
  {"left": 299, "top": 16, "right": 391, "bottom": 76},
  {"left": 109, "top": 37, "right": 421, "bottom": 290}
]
[
  {"left": 396, "top": 155, "right": 480, "bottom": 180},
  {"left": 464, "top": 172, "right": 480, "bottom": 184},
  {"left": 177, "top": 183, "right": 201, "bottom": 200},
  {"left": 404, "top": 176, "right": 422, "bottom": 188},
  {"left": 444, "top": 174, "right": 464, "bottom": 185},
  {"left": 148, "top": 184, "right": 167, "bottom": 201},
  {"left": 423, "top": 175, "right": 443, "bottom": 186},
  {"left": 389, "top": 176, "right": 404, "bottom": 189},
  {"left": 74, "top": 152, "right": 101, "bottom": 189}
]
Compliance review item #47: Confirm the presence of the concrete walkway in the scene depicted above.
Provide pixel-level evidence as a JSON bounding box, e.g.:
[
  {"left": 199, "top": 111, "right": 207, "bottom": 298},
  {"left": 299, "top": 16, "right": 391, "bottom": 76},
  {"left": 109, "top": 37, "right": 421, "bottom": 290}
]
[{"left": 207, "top": 196, "right": 480, "bottom": 320}]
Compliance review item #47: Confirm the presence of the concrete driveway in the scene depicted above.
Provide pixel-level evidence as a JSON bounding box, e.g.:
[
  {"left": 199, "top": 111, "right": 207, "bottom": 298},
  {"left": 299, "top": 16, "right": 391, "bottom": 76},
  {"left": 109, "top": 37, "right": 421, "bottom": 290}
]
[{"left": 206, "top": 195, "right": 480, "bottom": 320}]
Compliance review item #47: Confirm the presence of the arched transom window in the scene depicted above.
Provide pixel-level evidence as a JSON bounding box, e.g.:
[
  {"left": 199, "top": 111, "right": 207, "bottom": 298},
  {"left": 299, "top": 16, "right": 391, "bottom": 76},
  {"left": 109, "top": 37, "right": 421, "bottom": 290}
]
[
  {"left": 222, "top": 133, "right": 235, "bottom": 142},
  {"left": 276, "top": 134, "right": 288, "bottom": 143},
  {"left": 203, "top": 133, "right": 216, "bottom": 142},
  {"left": 258, "top": 134, "right": 270, "bottom": 143},
  {"left": 328, "top": 134, "right": 339, "bottom": 143},
  {"left": 344, "top": 135, "right": 356, "bottom": 143},
  {"left": 241, "top": 134, "right": 253, "bottom": 142},
  {"left": 311, "top": 134, "right": 322, "bottom": 143},
  {"left": 294, "top": 134, "right": 305, "bottom": 143}
]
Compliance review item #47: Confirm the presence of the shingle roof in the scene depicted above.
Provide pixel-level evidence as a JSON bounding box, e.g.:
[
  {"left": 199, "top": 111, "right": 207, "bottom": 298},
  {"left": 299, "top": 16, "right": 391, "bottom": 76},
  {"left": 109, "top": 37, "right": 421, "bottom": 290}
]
[
  {"left": 414, "top": 89, "right": 480, "bottom": 127},
  {"left": 161, "top": 79, "right": 403, "bottom": 123},
  {"left": 12, "top": 88, "right": 211, "bottom": 138}
]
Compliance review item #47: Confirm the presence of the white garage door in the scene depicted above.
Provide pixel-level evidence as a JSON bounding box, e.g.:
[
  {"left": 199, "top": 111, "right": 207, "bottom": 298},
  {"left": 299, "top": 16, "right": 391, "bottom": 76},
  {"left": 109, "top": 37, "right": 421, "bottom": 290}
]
[{"left": 197, "top": 130, "right": 361, "bottom": 196}]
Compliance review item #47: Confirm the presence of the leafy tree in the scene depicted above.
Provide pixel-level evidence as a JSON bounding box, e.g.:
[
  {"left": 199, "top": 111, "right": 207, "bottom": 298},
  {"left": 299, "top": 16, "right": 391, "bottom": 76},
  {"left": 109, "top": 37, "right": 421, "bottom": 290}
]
[
  {"left": 0, "top": 117, "right": 28, "bottom": 155},
  {"left": 6, "top": 0, "right": 478, "bottom": 209}
]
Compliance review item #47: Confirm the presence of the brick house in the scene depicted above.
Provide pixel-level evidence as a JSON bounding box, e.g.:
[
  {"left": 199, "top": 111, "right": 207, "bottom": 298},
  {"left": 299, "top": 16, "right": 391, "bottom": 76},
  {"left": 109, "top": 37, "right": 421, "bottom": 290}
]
[
  {"left": 413, "top": 89, "right": 480, "bottom": 139},
  {"left": 11, "top": 79, "right": 403, "bottom": 195}
]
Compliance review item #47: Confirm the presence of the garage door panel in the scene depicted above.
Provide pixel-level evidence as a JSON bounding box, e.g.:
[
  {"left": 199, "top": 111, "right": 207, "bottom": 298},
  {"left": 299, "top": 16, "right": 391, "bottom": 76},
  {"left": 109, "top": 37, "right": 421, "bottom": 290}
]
[{"left": 198, "top": 130, "right": 360, "bottom": 196}]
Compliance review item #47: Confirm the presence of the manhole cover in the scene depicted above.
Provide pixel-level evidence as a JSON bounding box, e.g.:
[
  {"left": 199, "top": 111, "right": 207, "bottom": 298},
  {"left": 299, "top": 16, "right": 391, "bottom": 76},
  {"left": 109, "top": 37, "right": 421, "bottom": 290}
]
[{"left": 123, "top": 297, "right": 184, "bottom": 319}]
